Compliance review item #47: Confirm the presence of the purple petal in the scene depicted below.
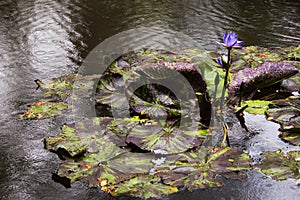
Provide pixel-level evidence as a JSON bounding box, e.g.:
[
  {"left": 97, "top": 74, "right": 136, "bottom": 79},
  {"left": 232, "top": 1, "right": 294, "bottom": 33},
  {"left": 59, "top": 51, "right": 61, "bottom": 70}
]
[
  {"left": 216, "top": 41, "right": 226, "bottom": 47},
  {"left": 233, "top": 40, "right": 244, "bottom": 48},
  {"left": 222, "top": 32, "right": 227, "bottom": 42},
  {"left": 226, "top": 32, "right": 238, "bottom": 47},
  {"left": 217, "top": 57, "right": 223, "bottom": 67}
]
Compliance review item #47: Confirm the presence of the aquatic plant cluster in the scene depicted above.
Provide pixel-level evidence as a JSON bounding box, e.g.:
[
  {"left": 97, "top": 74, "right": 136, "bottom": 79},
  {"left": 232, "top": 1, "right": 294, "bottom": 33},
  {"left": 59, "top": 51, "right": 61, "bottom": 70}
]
[{"left": 20, "top": 32, "right": 300, "bottom": 198}]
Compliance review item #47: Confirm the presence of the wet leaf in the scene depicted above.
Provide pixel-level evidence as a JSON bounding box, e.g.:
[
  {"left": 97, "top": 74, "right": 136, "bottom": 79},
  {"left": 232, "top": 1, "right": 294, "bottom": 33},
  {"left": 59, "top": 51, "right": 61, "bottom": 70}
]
[
  {"left": 154, "top": 147, "right": 252, "bottom": 191},
  {"left": 109, "top": 175, "right": 178, "bottom": 199},
  {"left": 45, "top": 117, "right": 113, "bottom": 157},
  {"left": 237, "top": 100, "right": 273, "bottom": 115},
  {"left": 266, "top": 98, "right": 300, "bottom": 137},
  {"left": 257, "top": 150, "right": 300, "bottom": 180},
  {"left": 20, "top": 101, "right": 69, "bottom": 119},
  {"left": 95, "top": 74, "right": 129, "bottom": 112},
  {"left": 57, "top": 151, "right": 154, "bottom": 187},
  {"left": 126, "top": 121, "right": 205, "bottom": 154}
]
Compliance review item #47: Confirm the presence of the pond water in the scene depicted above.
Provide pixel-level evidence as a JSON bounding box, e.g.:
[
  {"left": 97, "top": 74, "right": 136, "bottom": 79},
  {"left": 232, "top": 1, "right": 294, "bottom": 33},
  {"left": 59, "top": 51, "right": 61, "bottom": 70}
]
[{"left": 0, "top": 0, "right": 300, "bottom": 199}]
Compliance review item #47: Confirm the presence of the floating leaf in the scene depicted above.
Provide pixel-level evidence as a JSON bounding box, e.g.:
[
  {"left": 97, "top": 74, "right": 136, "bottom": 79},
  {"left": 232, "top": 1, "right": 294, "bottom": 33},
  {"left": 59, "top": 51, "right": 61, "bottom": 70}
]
[
  {"left": 266, "top": 98, "right": 300, "bottom": 134},
  {"left": 57, "top": 150, "right": 154, "bottom": 187},
  {"left": 35, "top": 74, "right": 76, "bottom": 99},
  {"left": 126, "top": 120, "right": 205, "bottom": 154},
  {"left": 95, "top": 74, "right": 129, "bottom": 112},
  {"left": 45, "top": 117, "right": 113, "bottom": 156},
  {"left": 280, "top": 131, "right": 300, "bottom": 146},
  {"left": 20, "top": 101, "right": 69, "bottom": 119},
  {"left": 109, "top": 175, "right": 178, "bottom": 199},
  {"left": 237, "top": 100, "right": 273, "bottom": 115},
  {"left": 257, "top": 150, "right": 300, "bottom": 180},
  {"left": 155, "top": 147, "right": 252, "bottom": 191}
]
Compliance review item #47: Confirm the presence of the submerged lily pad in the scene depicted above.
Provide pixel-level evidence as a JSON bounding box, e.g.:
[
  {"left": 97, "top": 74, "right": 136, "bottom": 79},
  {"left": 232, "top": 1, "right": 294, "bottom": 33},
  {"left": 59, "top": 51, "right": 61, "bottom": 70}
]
[
  {"left": 257, "top": 150, "right": 300, "bottom": 181},
  {"left": 20, "top": 101, "right": 69, "bottom": 119},
  {"left": 154, "top": 147, "right": 252, "bottom": 191}
]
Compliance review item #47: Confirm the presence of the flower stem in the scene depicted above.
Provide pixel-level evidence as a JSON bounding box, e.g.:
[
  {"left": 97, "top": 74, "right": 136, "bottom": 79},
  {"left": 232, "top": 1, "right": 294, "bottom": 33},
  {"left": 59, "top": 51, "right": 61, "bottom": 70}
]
[{"left": 220, "top": 48, "right": 231, "bottom": 111}]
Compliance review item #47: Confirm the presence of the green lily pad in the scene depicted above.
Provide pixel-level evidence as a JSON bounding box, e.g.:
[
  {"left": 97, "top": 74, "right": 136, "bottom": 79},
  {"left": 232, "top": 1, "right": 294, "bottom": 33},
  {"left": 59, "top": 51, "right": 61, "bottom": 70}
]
[
  {"left": 57, "top": 150, "right": 154, "bottom": 187},
  {"left": 283, "top": 45, "right": 300, "bottom": 61},
  {"left": 105, "top": 117, "right": 140, "bottom": 147},
  {"left": 280, "top": 131, "right": 300, "bottom": 146},
  {"left": 20, "top": 101, "right": 69, "bottom": 119},
  {"left": 35, "top": 74, "right": 76, "bottom": 99},
  {"left": 257, "top": 150, "right": 300, "bottom": 181},
  {"left": 95, "top": 75, "right": 129, "bottom": 111},
  {"left": 108, "top": 175, "right": 178, "bottom": 199},
  {"left": 266, "top": 98, "right": 300, "bottom": 132},
  {"left": 231, "top": 46, "right": 283, "bottom": 70},
  {"left": 154, "top": 147, "right": 252, "bottom": 191},
  {"left": 237, "top": 100, "right": 273, "bottom": 115},
  {"left": 45, "top": 117, "right": 114, "bottom": 157},
  {"left": 126, "top": 120, "right": 205, "bottom": 154}
]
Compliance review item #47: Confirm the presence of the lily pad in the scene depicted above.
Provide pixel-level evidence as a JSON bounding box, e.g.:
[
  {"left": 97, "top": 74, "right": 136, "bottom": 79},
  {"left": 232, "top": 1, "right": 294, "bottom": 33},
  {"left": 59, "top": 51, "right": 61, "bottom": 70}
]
[
  {"left": 20, "top": 101, "right": 69, "bottom": 119},
  {"left": 257, "top": 150, "right": 300, "bottom": 181},
  {"left": 95, "top": 74, "right": 129, "bottom": 112},
  {"left": 231, "top": 46, "right": 284, "bottom": 70},
  {"left": 154, "top": 147, "right": 252, "bottom": 191},
  {"left": 266, "top": 98, "right": 300, "bottom": 132},
  {"left": 57, "top": 150, "right": 154, "bottom": 188},
  {"left": 108, "top": 175, "right": 179, "bottom": 199},
  {"left": 45, "top": 117, "right": 114, "bottom": 157},
  {"left": 283, "top": 45, "right": 300, "bottom": 61},
  {"left": 126, "top": 120, "right": 205, "bottom": 154},
  {"left": 237, "top": 100, "right": 273, "bottom": 115},
  {"left": 35, "top": 74, "right": 76, "bottom": 100}
]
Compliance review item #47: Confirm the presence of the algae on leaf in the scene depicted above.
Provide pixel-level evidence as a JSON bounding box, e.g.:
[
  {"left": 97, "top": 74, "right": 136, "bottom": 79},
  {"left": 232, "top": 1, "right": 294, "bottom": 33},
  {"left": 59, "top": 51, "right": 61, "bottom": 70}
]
[
  {"left": 154, "top": 147, "right": 252, "bottom": 191},
  {"left": 257, "top": 150, "right": 300, "bottom": 181},
  {"left": 20, "top": 101, "right": 69, "bottom": 119},
  {"left": 126, "top": 120, "right": 205, "bottom": 154},
  {"left": 237, "top": 100, "right": 273, "bottom": 115},
  {"left": 265, "top": 98, "right": 300, "bottom": 145},
  {"left": 44, "top": 117, "right": 113, "bottom": 157},
  {"left": 108, "top": 175, "right": 178, "bottom": 199}
]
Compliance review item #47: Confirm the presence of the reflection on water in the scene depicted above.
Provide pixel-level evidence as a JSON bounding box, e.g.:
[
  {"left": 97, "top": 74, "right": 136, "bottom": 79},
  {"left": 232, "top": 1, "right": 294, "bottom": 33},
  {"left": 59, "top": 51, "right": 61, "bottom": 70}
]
[{"left": 0, "top": 0, "right": 299, "bottom": 199}]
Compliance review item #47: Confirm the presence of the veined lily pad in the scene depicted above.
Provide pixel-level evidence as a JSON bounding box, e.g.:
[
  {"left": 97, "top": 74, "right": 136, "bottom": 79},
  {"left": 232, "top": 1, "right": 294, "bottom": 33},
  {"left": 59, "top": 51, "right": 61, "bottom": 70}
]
[
  {"left": 35, "top": 74, "right": 76, "bottom": 100},
  {"left": 107, "top": 175, "right": 178, "bottom": 199},
  {"left": 154, "top": 147, "right": 252, "bottom": 191},
  {"left": 126, "top": 120, "right": 205, "bottom": 154},
  {"left": 95, "top": 74, "right": 129, "bottom": 112},
  {"left": 45, "top": 117, "right": 113, "bottom": 157},
  {"left": 265, "top": 98, "right": 300, "bottom": 146},
  {"left": 20, "top": 101, "right": 69, "bottom": 119},
  {"left": 257, "top": 150, "right": 300, "bottom": 181},
  {"left": 284, "top": 45, "right": 300, "bottom": 61},
  {"left": 266, "top": 98, "right": 300, "bottom": 131},
  {"left": 231, "top": 46, "right": 283, "bottom": 70},
  {"left": 57, "top": 150, "right": 154, "bottom": 188},
  {"left": 25, "top": 47, "right": 300, "bottom": 198}
]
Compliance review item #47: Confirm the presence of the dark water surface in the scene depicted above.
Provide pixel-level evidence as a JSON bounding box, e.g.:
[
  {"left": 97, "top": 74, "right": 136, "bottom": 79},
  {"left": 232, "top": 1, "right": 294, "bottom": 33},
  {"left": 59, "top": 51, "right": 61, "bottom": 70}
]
[{"left": 1, "top": 0, "right": 300, "bottom": 199}]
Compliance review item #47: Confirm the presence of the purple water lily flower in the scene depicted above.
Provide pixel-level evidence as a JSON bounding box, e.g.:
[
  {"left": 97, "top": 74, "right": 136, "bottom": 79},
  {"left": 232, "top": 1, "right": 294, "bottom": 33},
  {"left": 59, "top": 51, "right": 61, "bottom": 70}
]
[{"left": 217, "top": 32, "right": 243, "bottom": 49}]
